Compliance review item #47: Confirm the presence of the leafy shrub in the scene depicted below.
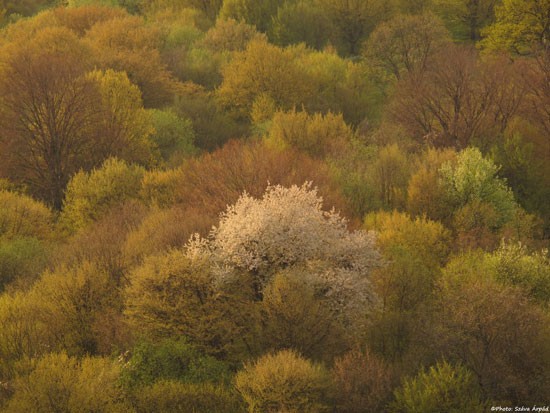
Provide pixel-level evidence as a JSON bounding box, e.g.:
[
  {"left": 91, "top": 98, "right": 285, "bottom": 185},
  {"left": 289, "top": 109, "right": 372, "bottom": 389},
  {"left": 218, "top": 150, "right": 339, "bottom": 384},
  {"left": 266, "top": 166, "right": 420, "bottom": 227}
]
[
  {"left": 235, "top": 349, "right": 332, "bottom": 413},
  {"left": 390, "top": 361, "right": 484, "bottom": 413},
  {"left": 61, "top": 158, "right": 145, "bottom": 232},
  {"left": 5, "top": 352, "right": 130, "bottom": 413},
  {"left": 120, "top": 338, "right": 231, "bottom": 389},
  {"left": 0, "top": 237, "right": 48, "bottom": 292},
  {"left": 0, "top": 191, "right": 53, "bottom": 240}
]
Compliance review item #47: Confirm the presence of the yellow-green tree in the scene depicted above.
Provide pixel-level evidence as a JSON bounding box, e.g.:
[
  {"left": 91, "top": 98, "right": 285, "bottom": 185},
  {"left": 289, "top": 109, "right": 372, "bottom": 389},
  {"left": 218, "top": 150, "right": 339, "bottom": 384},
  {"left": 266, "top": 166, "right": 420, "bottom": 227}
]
[
  {"left": 124, "top": 249, "right": 259, "bottom": 360},
  {"left": 390, "top": 361, "right": 485, "bottom": 413},
  {"left": 235, "top": 349, "right": 332, "bottom": 413},
  {"left": 61, "top": 158, "right": 145, "bottom": 232},
  {"left": 481, "top": 0, "right": 550, "bottom": 55},
  {"left": 87, "top": 69, "right": 157, "bottom": 166},
  {"left": 364, "top": 211, "right": 451, "bottom": 360},
  {"left": 4, "top": 352, "right": 130, "bottom": 413},
  {"left": 266, "top": 110, "right": 353, "bottom": 159},
  {"left": 217, "top": 39, "right": 314, "bottom": 121}
]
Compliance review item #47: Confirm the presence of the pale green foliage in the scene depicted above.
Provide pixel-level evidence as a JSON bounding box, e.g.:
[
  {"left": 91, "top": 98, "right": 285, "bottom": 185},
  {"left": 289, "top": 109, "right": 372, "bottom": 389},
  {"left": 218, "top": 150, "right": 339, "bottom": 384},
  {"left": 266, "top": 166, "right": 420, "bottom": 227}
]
[
  {"left": 134, "top": 380, "right": 243, "bottom": 413},
  {"left": 481, "top": 0, "right": 550, "bottom": 54},
  {"left": 61, "top": 158, "right": 145, "bottom": 231},
  {"left": 235, "top": 349, "right": 332, "bottom": 413},
  {"left": 5, "top": 352, "right": 130, "bottom": 413},
  {"left": 445, "top": 242, "right": 550, "bottom": 305},
  {"left": 491, "top": 242, "right": 550, "bottom": 305},
  {"left": 267, "top": 110, "right": 353, "bottom": 158},
  {"left": 390, "top": 361, "right": 484, "bottom": 413},
  {"left": 148, "top": 108, "right": 196, "bottom": 165},
  {"left": 125, "top": 250, "right": 214, "bottom": 338},
  {"left": 0, "top": 191, "right": 53, "bottom": 240},
  {"left": 365, "top": 211, "right": 451, "bottom": 276},
  {"left": 439, "top": 147, "right": 517, "bottom": 226},
  {"left": 297, "top": 49, "right": 378, "bottom": 125}
]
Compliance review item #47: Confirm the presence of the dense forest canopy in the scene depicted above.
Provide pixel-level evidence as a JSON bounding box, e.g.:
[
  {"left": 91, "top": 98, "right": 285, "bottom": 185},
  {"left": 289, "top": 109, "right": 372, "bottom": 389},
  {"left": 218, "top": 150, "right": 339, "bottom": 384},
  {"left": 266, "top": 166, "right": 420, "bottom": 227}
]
[{"left": 0, "top": 0, "right": 548, "bottom": 412}]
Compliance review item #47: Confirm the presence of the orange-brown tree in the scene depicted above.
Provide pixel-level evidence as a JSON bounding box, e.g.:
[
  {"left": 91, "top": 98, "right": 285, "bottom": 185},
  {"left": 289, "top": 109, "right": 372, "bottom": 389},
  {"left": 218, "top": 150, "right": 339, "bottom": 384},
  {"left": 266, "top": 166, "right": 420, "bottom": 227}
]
[{"left": 0, "top": 28, "right": 103, "bottom": 209}]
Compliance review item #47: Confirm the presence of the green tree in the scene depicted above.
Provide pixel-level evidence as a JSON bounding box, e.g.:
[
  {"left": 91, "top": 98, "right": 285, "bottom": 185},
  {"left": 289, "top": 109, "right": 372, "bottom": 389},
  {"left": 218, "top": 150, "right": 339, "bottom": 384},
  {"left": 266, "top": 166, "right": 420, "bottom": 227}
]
[
  {"left": 434, "top": 0, "right": 499, "bottom": 41},
  {"left": 390, "top": 361, "right": 485, "bottom": 413},
  {"left": 260, "top": 270, "right": 348, "bottom": 362},
  {"left": 439, "top": 147, "right": 517, "bottom": 227},
  {"left": 235, "top": 349, "right": 332, "bottom": 413},
  {"left": 149, "top": 109, "right": 196, "bottom": 165},
  {"left": 119, "top": 338, "right": 230, "bottom": 389},
  {"left": 61, "top": 158, "right": 145, "bottom": 232},
  {"left": 84, "top": 14, "right": 178, "bottom": 107},
  {"left": 32, "top": 262, "right": 122, "bottom": 355},
  {"left": 0, "top": 237, "right": 48, "bottom": 292},
  {"left": 481, "top": 0, "right": 550, "bottom": 55},
  {"left": 200, "top": 18, "right": 265, "bottom": 52}
]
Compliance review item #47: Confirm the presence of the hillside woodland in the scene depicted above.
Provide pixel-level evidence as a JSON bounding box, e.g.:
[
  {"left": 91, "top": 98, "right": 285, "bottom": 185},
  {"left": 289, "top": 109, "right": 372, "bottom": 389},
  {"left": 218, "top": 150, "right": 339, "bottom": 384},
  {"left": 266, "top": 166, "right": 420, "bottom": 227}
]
[{"left": 0, "top": 0, "right": 549, "bottom": 411}]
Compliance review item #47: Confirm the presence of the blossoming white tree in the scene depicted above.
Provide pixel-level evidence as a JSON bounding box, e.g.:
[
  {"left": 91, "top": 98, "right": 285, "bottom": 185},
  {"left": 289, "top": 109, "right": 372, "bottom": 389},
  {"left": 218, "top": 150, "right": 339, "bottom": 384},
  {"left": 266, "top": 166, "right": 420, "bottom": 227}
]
[{"left": 187, "top": 183, "right": 380, "bottom": 316}]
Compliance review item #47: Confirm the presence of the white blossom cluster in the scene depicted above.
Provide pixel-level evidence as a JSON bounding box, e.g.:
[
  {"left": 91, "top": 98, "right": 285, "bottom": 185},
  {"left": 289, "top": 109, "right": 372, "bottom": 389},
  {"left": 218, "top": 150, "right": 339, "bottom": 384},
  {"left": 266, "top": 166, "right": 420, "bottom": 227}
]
[{"left": 186, "top": 183, "right": 380, "bottom": 311}]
